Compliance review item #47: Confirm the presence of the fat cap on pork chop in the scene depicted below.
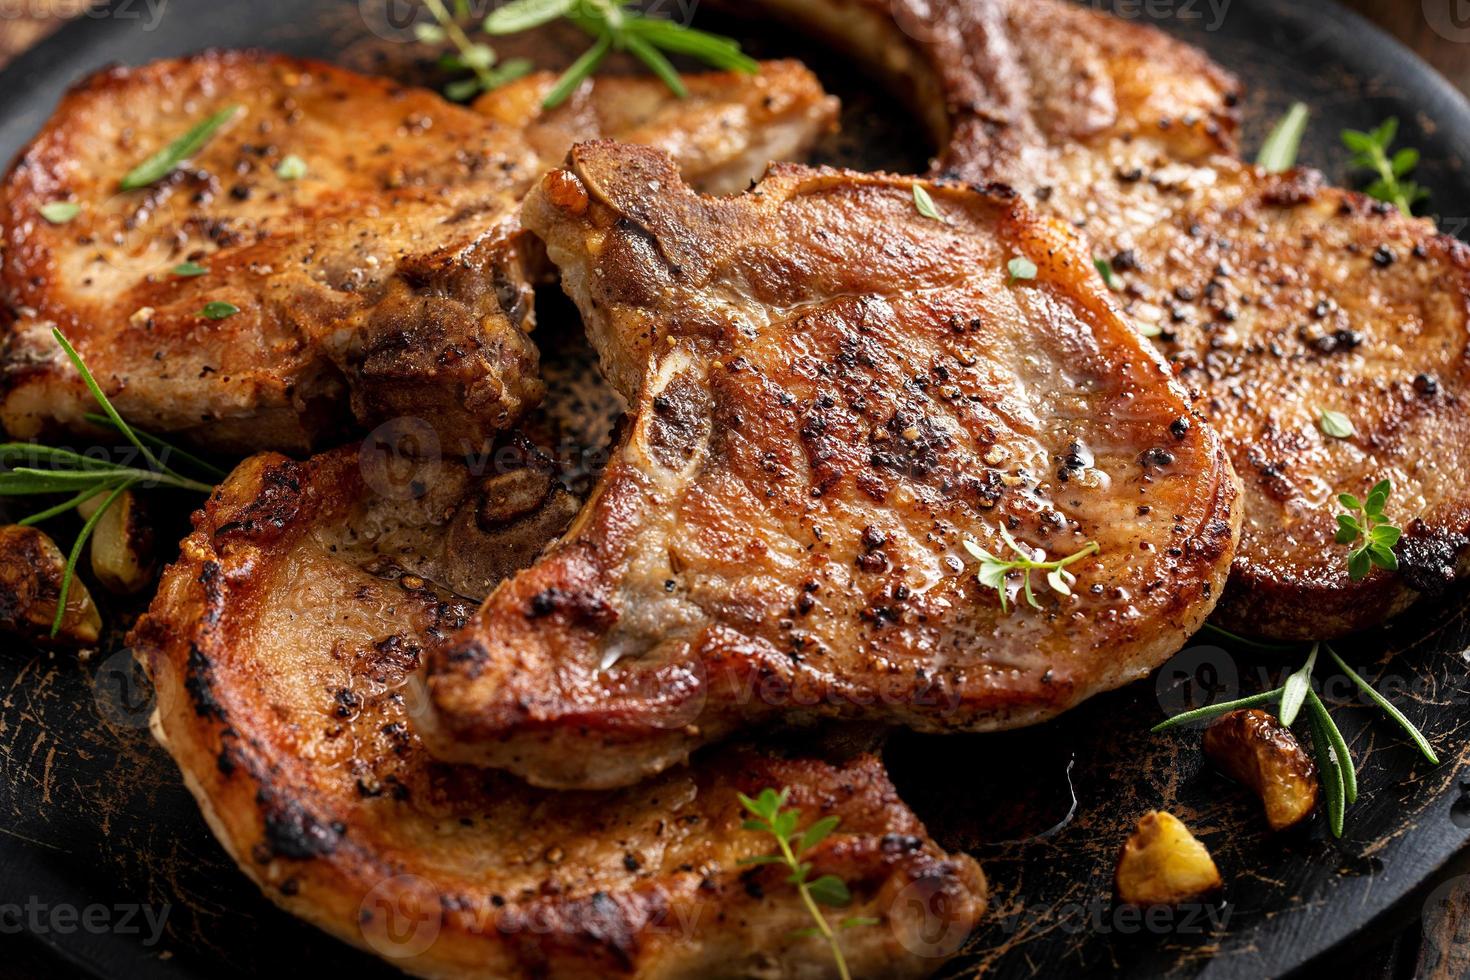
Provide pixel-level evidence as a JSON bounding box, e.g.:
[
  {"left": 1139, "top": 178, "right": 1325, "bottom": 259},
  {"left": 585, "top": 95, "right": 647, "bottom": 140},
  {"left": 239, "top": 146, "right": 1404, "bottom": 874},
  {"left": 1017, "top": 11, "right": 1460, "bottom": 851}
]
[
  {"left": 417, "top": 142, "right": 1241, "bottom": 790},
  {"left": 0, "top": 51, "right": 836, "bottom": 454},
  {"left": 730, "top": 0, "right": 1470, "bottom": 639},
  {"left": 128, "top": 444, "right": 985, "bottom": 980}
]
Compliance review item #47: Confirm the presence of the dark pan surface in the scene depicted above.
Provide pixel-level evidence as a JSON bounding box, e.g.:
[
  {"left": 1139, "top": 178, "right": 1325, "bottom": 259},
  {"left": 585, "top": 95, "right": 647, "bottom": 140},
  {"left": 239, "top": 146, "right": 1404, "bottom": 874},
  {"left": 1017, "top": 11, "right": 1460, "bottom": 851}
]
[{"left": 2, "top": 1, "right": 1470, "bottom": 977}]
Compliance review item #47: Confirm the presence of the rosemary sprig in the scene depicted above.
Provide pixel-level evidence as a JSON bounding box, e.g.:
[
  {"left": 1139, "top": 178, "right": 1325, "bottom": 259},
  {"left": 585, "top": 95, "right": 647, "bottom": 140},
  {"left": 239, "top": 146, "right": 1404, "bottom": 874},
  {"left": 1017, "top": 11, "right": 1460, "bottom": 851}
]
[
  {"left": 1335, "top": 479, "right": 1400, "bottom": 581},
  {"left": 1153, "top": 642, "right": 1438, "bottom": 837},
  {"left": 1341, "top": 118, "right": 1429, "bottom": 216},
  {"left": 482, "top": 0, "right": 759, "bottom": 109},
  {"left": 963, "top": 528, "right": 1097, "bottom": 613},
  {"left": 419, "top": 0, "right": 533, "bottom": 102},
  {"left": 738, "top": 788, "right": 876, "bottom": 980},
  {"left": 1256, "top": 102, "right": 1309, "bottom": 173},
  {"left": 1, "top": 329, "right": 218, "bottom": 634}
]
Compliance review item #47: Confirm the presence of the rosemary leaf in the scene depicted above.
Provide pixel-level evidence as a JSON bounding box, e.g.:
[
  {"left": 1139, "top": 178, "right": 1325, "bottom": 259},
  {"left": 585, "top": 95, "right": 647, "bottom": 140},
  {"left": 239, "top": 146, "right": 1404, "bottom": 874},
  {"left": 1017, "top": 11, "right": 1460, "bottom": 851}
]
[
  {"left": 1278, "top": 643, "right": 1318, "bottom": 726},
  {"left": 0, "top": 443, "right": 121, "bottom": 470},
  {"left": 121, "top": 105, "right": 241, "bottom": 190},
  {"left": 1150, "top": 688, "right": 1284, "bottom": 732},
  {"left": 543, "top": 33, "right": 613, "bottom": 109},
  {"left": 623, "top": 19, "right": 759, "bottom": 73},
  {"left": 52, "top": 328, "right": 167, "bottom": 474},
  {"left": 17, "top": 485, "right": 115, "bottom": 527},
  {"left": 1306, "top": 688, "right": 1357, "bottom": 804},
  {"left": 82, "top": 412, "right": 226, "bottom": 480},
  {"left": 1256, "top": 102, "right": 1309, "bottom": 173},
  {"left": 1306, "top": 705, "right": 1346, "bottom": 838},
  {"left": 51, "top": 481, "right": 134, "bottom": 636},
  {"left": 1325, "top": 646, "right": 1439, "bottom": 764},
  {"left": 623, "top": 32, "right": 688, "bottom": 99},
  {"left": 482, "top": 0, "right": 575, "bottom": 34}
]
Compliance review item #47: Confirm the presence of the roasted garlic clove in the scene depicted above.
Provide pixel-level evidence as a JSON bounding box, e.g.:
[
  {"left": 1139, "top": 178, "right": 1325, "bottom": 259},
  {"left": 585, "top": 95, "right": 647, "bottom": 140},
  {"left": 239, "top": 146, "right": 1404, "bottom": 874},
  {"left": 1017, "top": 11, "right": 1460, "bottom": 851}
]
[
  {"left": 0, "top": 524, "right": 102, "bottom": 646},
  {"left": 1114, "top": 810, "right": 1222, "bottom": 907},
  {"left": 1203, "top": 708, "right": 1319, "bottom": 831},
  {"left": 79, "top": 489, "right": 156, "bottom": 595}
]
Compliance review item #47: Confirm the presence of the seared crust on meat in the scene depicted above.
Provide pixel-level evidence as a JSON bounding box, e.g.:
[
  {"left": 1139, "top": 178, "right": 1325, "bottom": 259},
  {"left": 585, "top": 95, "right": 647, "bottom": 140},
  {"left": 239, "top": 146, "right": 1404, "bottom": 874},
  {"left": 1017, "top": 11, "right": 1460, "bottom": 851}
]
[
  {"left": 420, "top": 142, "right": 1241, "bottom": 789},
  {"left": 480, "top": 61, "right": 839, "bottom": 198},
  {"left": 129, "top": 447, "right": 985, "bottom": 979},
  {"left": 0, "top": 52, "right": 837, "bottom": 454},
  {"left": 1, "top": 50, "right": 543, "bottom": 454},
  {"left": 734, "top": 0, "right": 1470, "bottom": 638}
]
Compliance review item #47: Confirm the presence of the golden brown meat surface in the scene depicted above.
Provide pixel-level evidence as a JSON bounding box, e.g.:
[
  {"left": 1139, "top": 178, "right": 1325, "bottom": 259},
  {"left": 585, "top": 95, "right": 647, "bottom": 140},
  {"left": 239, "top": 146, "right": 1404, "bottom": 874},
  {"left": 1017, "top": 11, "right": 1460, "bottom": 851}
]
[
  {"left": 420, "top": 142, "right": 1241, "bottom": 789},
  {"left": 736, "top": 0, "right": 1470, "bottom": 639},
  {"left": 129, "top": 447, "right": 985, "bottom": 980},
  {"left": 0, "top": 52, "right": 836, "bottom": 454}
]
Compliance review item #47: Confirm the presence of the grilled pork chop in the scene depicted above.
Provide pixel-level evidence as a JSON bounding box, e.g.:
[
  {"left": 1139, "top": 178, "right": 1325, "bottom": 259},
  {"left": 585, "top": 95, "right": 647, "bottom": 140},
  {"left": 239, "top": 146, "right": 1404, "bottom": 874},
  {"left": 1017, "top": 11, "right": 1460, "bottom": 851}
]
[
  {"left": 0, "top": 51, "right": 836, "bottom": 454},
  {"left": 129, "top": 445, "right": 985, "bottom": 979},
  {"left": 418, "top": 142, "right": 1241, "bottom": 789},
  {"left": 734, "top": 0, "right": 1470, "bottom": 638}
]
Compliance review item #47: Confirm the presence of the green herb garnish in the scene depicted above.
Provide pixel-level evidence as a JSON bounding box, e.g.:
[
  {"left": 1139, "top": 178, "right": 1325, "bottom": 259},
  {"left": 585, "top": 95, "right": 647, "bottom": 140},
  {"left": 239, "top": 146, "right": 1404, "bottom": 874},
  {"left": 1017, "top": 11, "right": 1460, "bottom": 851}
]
[
  {"left": 200, "top": 301, "right": 240, "bottom": 320},
  {"left": 1094, "top": 257, "right": 1120, "bottom": 290},
  {"left": 39, "top": 201, "right": 80, "bottom": 224},
  {"left": 1, "top": 330, "right": 218, "bottom": 635},
  {"left": 1006, "top": 257, "right": 1037, "bottom": 284},
  {"left": 963, "top": 528, "right": 1098, "bottom": 613},
  {"left": 1335, "top": 479, "right": 1400, "bottom": 581},
  {"left": 738, "top": 788, "right": 876, "bottom": 980},
  {"left": 482, "top": 0, "right": 759, "bottom": 109},
  {"left": 912, "top": 184, "right": 942, "bottom": 221},
  {"left": 120, "top": 105, "right": 242, "bottom": 190},
  {"left": 1153, "top": 640, "right": 1438, "bottom": 837},
  {"left": 275, "top": 154, "right": 308, "bottom": 180},
  {"left": 420, "top": 0, "right": 533, "bottom": 103},
  {"left": 1341, "top": 118, "right": 1429, "bottom": 216},
  {"left": 1256, "top": 102, "right": 1309, "bottom": 173},
  {"left": 172, "top": 261, "right": 208, "bottom": 277},
  {"left": 1318, "top": 408, "right": 1354, "bottom": 439}
]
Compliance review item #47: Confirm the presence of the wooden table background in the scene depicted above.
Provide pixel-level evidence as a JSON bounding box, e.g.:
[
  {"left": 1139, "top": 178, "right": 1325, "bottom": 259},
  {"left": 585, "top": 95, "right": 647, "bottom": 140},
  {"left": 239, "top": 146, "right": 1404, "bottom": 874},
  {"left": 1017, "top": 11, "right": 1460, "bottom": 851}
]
[{"left": 0, "top": 1, "right": 1465, "bottom": 979}]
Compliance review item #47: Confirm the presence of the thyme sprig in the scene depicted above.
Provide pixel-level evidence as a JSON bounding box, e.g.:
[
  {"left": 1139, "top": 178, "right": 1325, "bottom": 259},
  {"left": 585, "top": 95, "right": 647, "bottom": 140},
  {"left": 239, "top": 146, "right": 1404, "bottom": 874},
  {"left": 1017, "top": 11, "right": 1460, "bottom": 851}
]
[
  {"left": 482, "top": 0, "right": 759, "bottom": 109},
  {"left": 963, "top": 528, "right": 1098, "bottom": 613},
  {"left": 1341, "top": 117, "right": 1429, "bottom": 216},
  {"left": 418, "top": 0, "right": 533, "bottom": 102},
  {"left": 1154, "top": 639, "right": 1438, "bottom": 837},
  {"left": 1335, "top": 479, "right": 1400, "bottom": 581},
  {"left": 738, "top": 788, "right": 877, "bottom": 980},
  {"left": 1, "top": 329, "right": 219, "bottom": 634}
]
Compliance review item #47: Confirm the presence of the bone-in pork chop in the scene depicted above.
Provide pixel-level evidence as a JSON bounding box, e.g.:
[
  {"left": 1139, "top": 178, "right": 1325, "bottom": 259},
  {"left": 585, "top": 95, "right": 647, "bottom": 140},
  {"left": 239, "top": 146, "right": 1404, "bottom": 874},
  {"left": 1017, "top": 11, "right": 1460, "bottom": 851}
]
[
  {"left": 0, "top": 52, "right": 836, "bottom": 454},
  {"left": 734, "top": 0, "right": 1470, "bottom": 639},
  {"left": 129, "top": 445, "right": 985, "bottom": 979},
  {"left": 418, "top": 142, "right": 1241, "bottom": 789}
]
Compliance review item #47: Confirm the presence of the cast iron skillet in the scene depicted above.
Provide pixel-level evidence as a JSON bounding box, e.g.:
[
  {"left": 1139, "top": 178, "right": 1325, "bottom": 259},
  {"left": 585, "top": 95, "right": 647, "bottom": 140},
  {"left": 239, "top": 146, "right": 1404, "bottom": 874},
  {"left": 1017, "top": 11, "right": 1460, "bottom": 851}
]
[{"left": 1, "top": 1, "right": 1468, "bottom": 977}]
